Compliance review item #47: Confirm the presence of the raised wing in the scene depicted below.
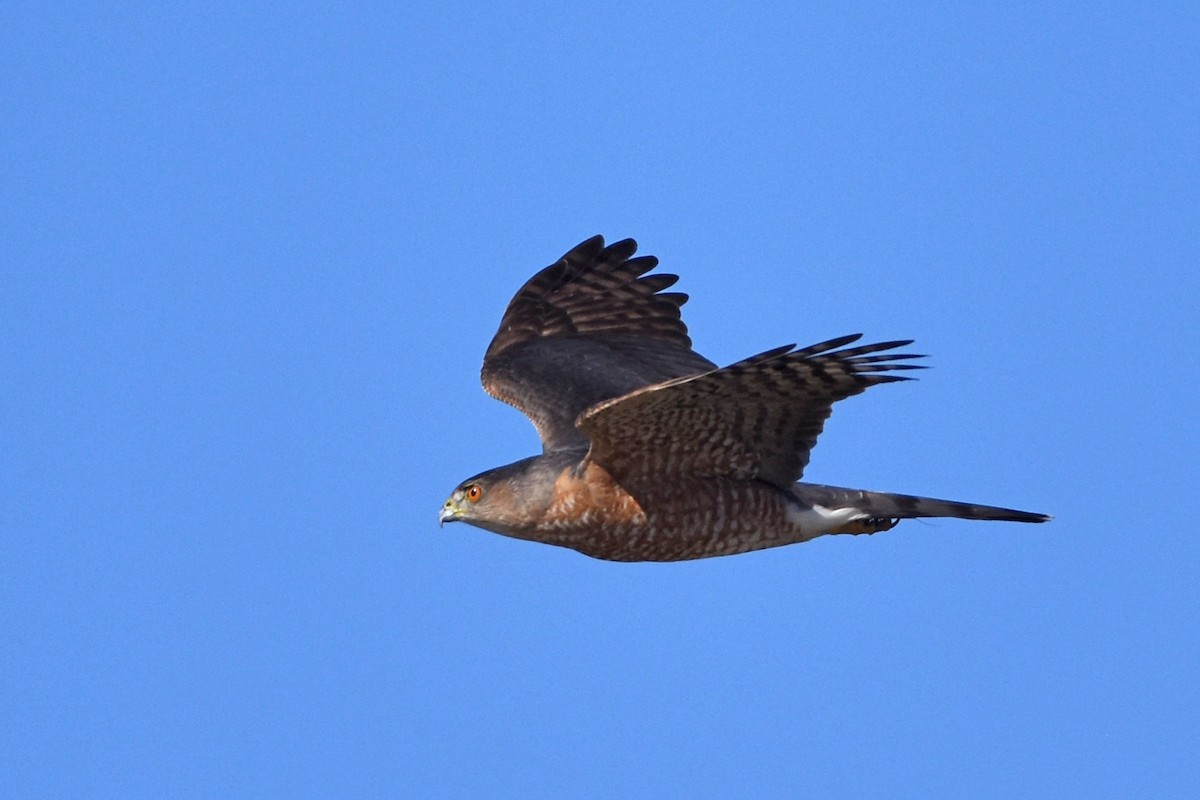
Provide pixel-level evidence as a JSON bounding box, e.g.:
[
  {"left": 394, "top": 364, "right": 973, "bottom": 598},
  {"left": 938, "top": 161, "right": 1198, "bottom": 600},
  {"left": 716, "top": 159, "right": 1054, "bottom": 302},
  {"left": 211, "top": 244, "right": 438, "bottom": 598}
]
[
  {"left": 482, "top": 236, "right": 716, "bottom": 452},
  {"left": 576, "top": 335, "right": 925, "bottom": 489}
]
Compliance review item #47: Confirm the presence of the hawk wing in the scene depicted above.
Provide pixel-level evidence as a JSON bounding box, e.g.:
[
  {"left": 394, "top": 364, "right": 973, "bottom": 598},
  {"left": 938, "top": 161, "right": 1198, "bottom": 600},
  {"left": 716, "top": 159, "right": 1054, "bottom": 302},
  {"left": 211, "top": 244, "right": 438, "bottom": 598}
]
[
  {"left": 576, "top": 335, "right": 925, "bottom": 489},
  {"left": 482, "top": 236, "right": 717, "bottom": 452}
]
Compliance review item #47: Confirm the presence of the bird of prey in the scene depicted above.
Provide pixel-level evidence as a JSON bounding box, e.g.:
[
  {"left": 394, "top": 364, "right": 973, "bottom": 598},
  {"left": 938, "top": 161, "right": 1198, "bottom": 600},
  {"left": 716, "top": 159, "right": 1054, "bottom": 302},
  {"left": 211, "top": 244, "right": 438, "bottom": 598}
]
[{"left": 439, "top": 236, "right": 1048, "bottom": 561}]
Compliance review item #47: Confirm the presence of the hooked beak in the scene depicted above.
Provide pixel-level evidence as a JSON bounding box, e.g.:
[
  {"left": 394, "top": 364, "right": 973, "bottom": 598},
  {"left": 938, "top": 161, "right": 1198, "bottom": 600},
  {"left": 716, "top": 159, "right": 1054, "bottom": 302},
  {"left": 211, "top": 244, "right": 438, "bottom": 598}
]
[{"left": 439, "top": 499, "right": 461, "bottom": 528}]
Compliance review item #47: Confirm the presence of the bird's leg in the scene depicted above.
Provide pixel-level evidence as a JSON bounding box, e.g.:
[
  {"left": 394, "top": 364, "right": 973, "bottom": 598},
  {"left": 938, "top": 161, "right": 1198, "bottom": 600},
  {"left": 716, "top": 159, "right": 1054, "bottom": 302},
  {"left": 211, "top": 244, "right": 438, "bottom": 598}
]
[{"left": 830, "top": 517, "right": 901, "bottom": 536}]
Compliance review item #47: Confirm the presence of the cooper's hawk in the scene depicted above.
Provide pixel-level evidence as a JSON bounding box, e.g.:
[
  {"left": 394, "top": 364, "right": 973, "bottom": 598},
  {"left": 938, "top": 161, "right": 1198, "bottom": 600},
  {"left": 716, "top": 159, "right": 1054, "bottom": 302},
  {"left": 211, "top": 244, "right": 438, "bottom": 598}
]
[{"left": 439, "top": 236, "right": 1048, "bottom": 561}]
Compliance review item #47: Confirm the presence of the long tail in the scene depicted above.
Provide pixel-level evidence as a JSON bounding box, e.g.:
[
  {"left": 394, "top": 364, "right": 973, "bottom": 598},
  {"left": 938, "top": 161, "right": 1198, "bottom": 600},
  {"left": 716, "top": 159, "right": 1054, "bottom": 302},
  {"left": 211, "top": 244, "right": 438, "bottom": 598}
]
[{"left": 794, "top": 482, "right": 1050, "bottom": 535}]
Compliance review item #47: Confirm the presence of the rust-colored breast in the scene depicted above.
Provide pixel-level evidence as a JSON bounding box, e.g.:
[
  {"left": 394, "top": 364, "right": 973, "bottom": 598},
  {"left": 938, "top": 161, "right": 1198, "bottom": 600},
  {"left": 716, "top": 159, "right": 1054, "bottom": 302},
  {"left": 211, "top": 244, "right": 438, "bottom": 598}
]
[
  {"left": 538, "top": 462, "right": 800, "bottom": 561},
  {"left": 544, "top": 462, "right": 648, "bottom": 528}
]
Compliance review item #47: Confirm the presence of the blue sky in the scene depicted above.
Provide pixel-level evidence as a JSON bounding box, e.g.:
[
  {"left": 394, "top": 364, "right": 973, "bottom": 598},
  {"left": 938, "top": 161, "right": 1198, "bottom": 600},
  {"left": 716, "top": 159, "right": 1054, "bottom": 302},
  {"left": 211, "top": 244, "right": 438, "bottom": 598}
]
[{"left": 3, "top": 1, "right": 1197, "bottom": 797}]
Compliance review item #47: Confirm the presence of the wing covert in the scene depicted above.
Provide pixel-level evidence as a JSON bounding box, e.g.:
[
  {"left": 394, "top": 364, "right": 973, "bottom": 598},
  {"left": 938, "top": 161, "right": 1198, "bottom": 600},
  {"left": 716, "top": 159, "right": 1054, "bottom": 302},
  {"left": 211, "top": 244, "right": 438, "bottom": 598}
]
[
  {"left": 481, "top": 236, "right": 716, "bottom": 452},
  {"left": 576, "top": 335, "right": 925, "bottom": 489}
]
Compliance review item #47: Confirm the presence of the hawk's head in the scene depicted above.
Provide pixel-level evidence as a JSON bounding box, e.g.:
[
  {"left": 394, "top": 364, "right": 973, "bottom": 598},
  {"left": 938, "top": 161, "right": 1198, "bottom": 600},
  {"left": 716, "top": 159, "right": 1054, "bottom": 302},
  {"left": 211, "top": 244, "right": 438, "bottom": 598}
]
[{"left": 439, "top": 452, "right": 574, "bottom": 539}]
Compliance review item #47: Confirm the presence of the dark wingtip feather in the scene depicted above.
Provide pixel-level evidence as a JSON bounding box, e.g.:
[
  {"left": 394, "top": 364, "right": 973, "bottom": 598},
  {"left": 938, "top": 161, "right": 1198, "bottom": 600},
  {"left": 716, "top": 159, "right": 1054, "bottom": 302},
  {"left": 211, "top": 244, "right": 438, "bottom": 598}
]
[
  {"left": 656, "top": 291, "right": 690, "bottom": 308},
  {"left": 855, "top": 363, "right": 926, "bottom": 372},
  {"left": 570, "top": 234, "right": 605, "bottom": 254},
  {"left": 832, "top": 339, "right": 916, "bottom": 358},
  {"left": 740, "top": 344, "right": 799, "bottom": 365},
  {"left": 639, "top": 273, "right": 680, "bottom": 292},
  {"left": 603, "top": 238, "right": 639, "bottom": 262},
  {"left": 553, "top": 236, "right": 608, "bottom": 273},
  {"left": 795, "top": 334, "right": 865, "bottom": 356},
  {"left": 854, "top": 353, "right": 926, "bottom": 363}
]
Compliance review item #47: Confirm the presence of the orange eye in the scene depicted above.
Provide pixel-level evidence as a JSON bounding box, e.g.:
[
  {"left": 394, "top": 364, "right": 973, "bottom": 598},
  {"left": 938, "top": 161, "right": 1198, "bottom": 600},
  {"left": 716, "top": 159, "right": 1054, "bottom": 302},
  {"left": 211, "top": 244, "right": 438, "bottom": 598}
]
[{"left": 466, "top": 484, "right": 483, "bottom": 502}]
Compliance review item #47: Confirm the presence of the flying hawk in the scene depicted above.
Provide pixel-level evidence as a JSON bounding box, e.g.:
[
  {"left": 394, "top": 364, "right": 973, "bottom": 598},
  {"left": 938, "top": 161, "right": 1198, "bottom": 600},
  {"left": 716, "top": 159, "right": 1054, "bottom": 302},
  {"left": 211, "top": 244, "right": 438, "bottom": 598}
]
[{"left": 439, "top": 236, "right": 1048, "bottom": 561}]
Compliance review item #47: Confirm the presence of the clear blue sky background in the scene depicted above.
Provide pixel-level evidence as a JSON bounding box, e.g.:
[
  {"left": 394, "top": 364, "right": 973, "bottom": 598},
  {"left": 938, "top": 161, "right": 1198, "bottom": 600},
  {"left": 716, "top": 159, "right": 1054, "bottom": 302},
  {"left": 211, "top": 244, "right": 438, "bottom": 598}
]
[{"left": 3, "top": 2, "right": 1197, "bottom": 797}]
